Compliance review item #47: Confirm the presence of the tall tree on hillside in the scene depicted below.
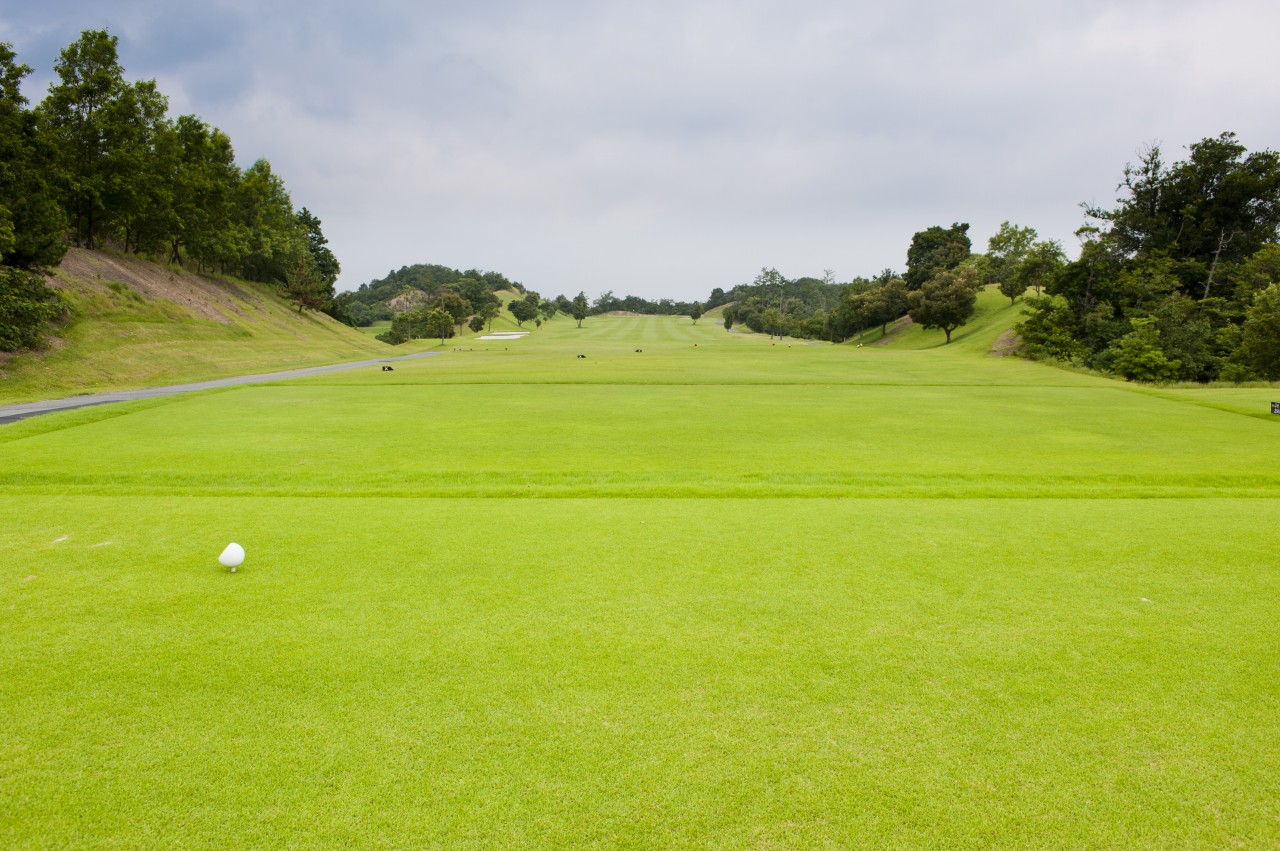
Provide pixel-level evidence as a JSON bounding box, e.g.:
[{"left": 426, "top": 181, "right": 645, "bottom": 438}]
[
  {"left": 236, "top": 158, "right": 305, "bottom": 283},
  {"left": 110, "top": 78, "right": 168, "bottom": 254},
  {"left": 689, "top": 303, "right": 703, "bottom": 324},
  {"left": 283, "top": 255, "right": 331, "bottom": 312},
  {"left": 1087, "top": 134, "right": 1280, "bottom": 271},
  {"left": 297, "top": 208, "right": 340, "bottom": 288},
  {"left": 164, "top": 115, "right": 240, "bottom": 270},
  {"left": 508, "top": 298, "right": 537, "bottom": 326},
  {"left": 475, "top": 293, "right": 502, "bottom": 331},
  {"left": 907, "top": 265, "right": 980, "bottom": 344},
  {"left": 0, "top": 42, "right": 67, "bottom": 268},
  {"left": 1013, "top": 239, "right": 1066, "bottom": 298},
  {"left": 905, "top": 223, "right": 971, "bottom": 290},
  {"left": 38, "top": 29, "right": 130, "bottom": 248},
  {"left": 987, "top": 222, "right": 1038, "bottom": 303}
]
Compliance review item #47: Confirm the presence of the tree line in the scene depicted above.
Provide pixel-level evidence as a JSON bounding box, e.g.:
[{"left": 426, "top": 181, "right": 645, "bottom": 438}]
[
  {"left": 1017, "top": 133, "right": 1280, "bottom": 382},
  {"left": 0, "top": 30, "right": 340, "bottom": 352},
  {"left": 337, "top": 261, "right": 601, "bottom": 344},
  {"left": 716, "top": 133, "right": 1280, "bottom": 383}
]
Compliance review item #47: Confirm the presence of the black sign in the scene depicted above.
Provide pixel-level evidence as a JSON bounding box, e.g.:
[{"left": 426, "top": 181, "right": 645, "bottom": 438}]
[{"left": 1273, "top": 402, "right": 1280, "bottom": 415}]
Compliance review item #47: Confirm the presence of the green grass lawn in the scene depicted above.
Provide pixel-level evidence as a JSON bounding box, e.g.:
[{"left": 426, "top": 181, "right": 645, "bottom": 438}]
[{"left": 2, "top": 311, "right": 1279, "bottom": 847}]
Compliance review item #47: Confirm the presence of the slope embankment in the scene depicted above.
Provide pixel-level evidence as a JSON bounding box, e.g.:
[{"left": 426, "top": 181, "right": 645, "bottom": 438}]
[{"left": 0, "top": 248, "right": 390, "bottom": 403}]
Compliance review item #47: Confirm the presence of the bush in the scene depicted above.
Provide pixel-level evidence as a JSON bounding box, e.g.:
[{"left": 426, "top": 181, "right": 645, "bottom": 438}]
[
  {"left": 0, "top": 266, "right": 66, "bottom": 351},
  {"left": 1106, "top": 319, "right": 1181, "bottom": 383}
]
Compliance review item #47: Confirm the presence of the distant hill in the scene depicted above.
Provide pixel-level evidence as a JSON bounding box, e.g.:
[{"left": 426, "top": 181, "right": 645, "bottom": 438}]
[
  {"left": 0, "top": 248, "right": 390, "bottom": 404},
  {"left": 336, "top": 263, "right": 526, "bottom": 328}
]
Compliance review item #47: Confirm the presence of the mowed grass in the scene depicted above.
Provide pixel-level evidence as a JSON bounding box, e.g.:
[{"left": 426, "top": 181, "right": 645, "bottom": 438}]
[{"left": 2, "top": 311, "right": 1279, "bottom": 847}]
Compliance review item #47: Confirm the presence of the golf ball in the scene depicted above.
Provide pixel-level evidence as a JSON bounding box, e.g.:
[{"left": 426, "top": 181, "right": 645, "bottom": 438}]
[{"left": 219, "top": 542, "right": 245, "bottom": 569}]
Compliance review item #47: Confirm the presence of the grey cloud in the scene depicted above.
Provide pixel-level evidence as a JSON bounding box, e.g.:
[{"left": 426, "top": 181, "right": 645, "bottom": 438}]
[{"left": 4, "top": 0, "right": 1280, "bottom": 297}]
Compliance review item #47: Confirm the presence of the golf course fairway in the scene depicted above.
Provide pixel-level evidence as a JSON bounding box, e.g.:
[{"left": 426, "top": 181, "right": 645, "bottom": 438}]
[{"left": 2, "top": 310, "right": 1278, "bottom": 848}]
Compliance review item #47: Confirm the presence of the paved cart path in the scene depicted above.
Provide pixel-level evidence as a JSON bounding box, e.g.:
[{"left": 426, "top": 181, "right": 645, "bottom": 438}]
[{"left": 0, "top": 351, "right": 443, "bottom": 425}]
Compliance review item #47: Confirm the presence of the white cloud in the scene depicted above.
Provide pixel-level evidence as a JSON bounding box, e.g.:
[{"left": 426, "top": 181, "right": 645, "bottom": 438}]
[{"left": 4, "top": 0, "right": 1279, "bottom": 297}]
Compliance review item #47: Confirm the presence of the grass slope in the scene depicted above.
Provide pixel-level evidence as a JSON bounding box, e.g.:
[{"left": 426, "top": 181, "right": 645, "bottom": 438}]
[
  {"left": 2, "top": 311, "right": 1279, "bottom": 848},
  {"left": 0, "top": 248, "right": 390, "bottom": 403}
]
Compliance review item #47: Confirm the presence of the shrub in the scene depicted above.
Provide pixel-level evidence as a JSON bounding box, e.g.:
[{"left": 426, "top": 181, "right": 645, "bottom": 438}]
[{"left": 0, "top": 266, "right": 66, "bottom": 351}]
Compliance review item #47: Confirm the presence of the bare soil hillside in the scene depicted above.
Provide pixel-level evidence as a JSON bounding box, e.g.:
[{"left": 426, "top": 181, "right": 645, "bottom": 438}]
[{"left": 51, "top": 248, "right": 258, "bottom": 324}]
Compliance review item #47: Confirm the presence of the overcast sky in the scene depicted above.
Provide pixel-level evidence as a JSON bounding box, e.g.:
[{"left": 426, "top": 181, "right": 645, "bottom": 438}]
[{"left": 3, "top": 0, "right": 1278, "bottom": 298}]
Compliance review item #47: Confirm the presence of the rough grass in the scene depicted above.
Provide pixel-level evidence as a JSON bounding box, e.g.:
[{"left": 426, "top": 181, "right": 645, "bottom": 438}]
[
  {"left": 2, "top": 311, "right": 1279, "bottom": 848},
  {"left": 0, "top": 250, "right": 390, "bottom": 404}
]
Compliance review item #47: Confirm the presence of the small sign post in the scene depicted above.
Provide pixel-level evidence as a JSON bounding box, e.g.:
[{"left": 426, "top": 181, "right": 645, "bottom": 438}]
[{"left": 1272, "top": 402, "right": 1280, "bottom": 415}]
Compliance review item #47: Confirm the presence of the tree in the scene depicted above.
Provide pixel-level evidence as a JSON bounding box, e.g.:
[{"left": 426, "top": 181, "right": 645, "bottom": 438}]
[
  {"left": 0, "top": 42, "right": 67, "bottom": 269},
  {"left": 1240, "top": 283, "right": 1280, "bottom": 379},
  {"left": 571, "top": 291, "right": 589, "bottom": 327},
  {"left": 434, "top": 291, "right": 472, "bottom": 329},
  {"left": 689, "top": 303, "right": 703, "bottom": 324},
  {"left": 1106, "top": 318, "right": 1181, "bottom": 382},
  {"left": 907, "top": 266, "right": 980, "bottom": 343},
  {"left": 988, "top": 222, "right": 1038, "bottom": 303},
  {"left": 508, "top": 298, "right": 537, "bottom": 326},
  {"left": 847, "top": 277, "right": 908, "bottom": 337},
  {"left": 905, "top": 223, "right": 971, "bottom": 289},
  {"left": 297, "top": 208, "right": 340, "bottom": 288},
  {"left": 235, "top": 158, "right": 305, "bottom": 285},
  {"left": 38, "top": 29, "right": 130, "bottom": 248},
  {"left": 1013, "top": 239, "right": 1066, "bottom": 298},
  {"left": 477, "top": 295, "right": 502, "bottom": 331},
  {"left": 468, "top": 315, "right": 485, "bottom": 333},
  {"left": 424, "top": 307, "right": 453, "bottom": 344},
  {"left": 0, "top": 266, "right": 65, "bottom": 351},
  {"left": 1088, "top": 133, "right": 1280, "bottom": 271}
]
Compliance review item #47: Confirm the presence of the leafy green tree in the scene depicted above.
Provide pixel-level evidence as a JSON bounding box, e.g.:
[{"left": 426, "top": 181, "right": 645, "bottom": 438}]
[
  {"left": 235, "top": 158, "right": 305, "bottom": 284},
  {"left": 907, "top": 266, "right": 980, "bottom": 344},
  {"left": 905, "top": 223, "right": 970, "bottom": 290},
  {"left": 1240, "top": 284, "right": 1280, "bottom": 379},
  {"left": 988, "top": 222, "right": 1038, "bottom": 303},
  {"left": 434, "top": 291, "right": 472, "bottom": 328},
  {"left": 477, "top": 295, "right": 502, "bottom": 331},
  {"left": 508, "top": 298, "right": 537, "bottom": 326},
  {"left": 1088, "top": 134, "right": 1280, "bottom": 274},
  {"left": 297, "top": 208, "right": 340, "bottom": 288},
  {"left": 1232, "top": 244, "right": 1280, "bottom": 302},
  {"left": 283, "top": 255, "right": 331, "bottom": 312},
  {"left": 1106, "top": 318, "right": 1181, "bottom": 382},
  {"left": 468, "top": 315, "right": 484, "bottom": 333},
  {"left": 38, "top": 29, "right": 130, "bottom": 248},
  {"left": 0, "top": 266, "right": 66, "bottom": 351},
  {"left": 0, "top": 43, "right": 67, "bottom": 269},
  {"left": 167, "top": 115, "right": 239, "bottom": 271},
  {"left": 1014, "top": 240, "right": 1066, "bottom": 298},
  {"left": 689, "top": 303, "right": 703, "bottom": 324},
  {"left": 1016, "top": 295, "right": 1087, "bottom": 362},
  {"left": 424, "top": 307, "right": 453, "bottom": 344},
  {"left": 571, "top": 291, "right": 589, "bottom": 327}
]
